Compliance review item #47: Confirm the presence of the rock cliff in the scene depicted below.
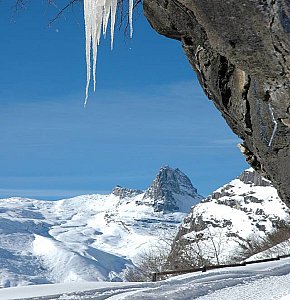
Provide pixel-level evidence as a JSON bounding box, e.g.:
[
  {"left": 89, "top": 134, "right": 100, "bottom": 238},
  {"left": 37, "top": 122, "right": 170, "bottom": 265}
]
[{"left": 143, "top": 0, "right": 290, "bottom": 206}]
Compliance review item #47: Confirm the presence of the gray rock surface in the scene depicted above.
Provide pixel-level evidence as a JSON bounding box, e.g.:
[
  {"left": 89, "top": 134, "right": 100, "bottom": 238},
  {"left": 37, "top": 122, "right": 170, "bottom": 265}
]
[
  {"left": 238, "top": 168, "right": 272, "bottom": 186},
  {"left": 143, "top": 166, "right": 203, "bottom": 212},
  {"left": 143, "top": 0, "right": 290, "bottom": 206},
  {"left": 112, "top": 186, "right": 143, "bottom": 199}
]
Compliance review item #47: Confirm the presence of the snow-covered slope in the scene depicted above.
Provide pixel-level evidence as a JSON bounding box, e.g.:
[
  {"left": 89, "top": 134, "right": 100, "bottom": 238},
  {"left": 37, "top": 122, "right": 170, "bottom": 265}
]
[
  {"left": 171, "top": 168, "right": 290, "bottom": 265},
  {"left": 1, "top": 257, "right": 290, "bottom": 300},
  {"left": 0, "top": 166, "right": 203, "bottom": 287}
]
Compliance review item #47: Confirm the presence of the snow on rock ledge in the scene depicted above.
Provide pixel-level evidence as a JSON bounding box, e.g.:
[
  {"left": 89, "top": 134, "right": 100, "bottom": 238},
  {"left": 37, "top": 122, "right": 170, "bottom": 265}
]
[{"left": 171, "top": 168, "right": 290, "bottom": 265}]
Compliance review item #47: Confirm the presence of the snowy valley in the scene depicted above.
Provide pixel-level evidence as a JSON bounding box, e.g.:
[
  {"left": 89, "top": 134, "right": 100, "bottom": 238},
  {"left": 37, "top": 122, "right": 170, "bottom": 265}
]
[{"left": 0, "top": 166, "right": 203, "bottom": 287}]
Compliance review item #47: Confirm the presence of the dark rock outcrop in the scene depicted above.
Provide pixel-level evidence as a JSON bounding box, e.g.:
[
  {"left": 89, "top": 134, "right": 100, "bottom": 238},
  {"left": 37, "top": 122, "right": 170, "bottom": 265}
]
[
  {"left": 112, "top": 186, "right": 143, "bottom": 199},
  {"left": 143, "top": 0, "right": 290, "bottom": 206},
  {"left": 238, "top": 168, "right": 272, "bottom": 186}
]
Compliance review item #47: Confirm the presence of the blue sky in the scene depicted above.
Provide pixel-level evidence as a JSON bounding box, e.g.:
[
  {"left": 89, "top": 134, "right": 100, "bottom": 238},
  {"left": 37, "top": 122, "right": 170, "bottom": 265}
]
[{"left": 0, "top": 1, "right": 248, "bottom": 199}]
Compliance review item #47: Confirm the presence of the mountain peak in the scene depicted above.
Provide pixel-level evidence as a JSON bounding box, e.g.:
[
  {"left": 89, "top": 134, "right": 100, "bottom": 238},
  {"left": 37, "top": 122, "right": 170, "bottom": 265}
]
[{"left": 143, "top": 166, "right": 203, "bottom": 212}]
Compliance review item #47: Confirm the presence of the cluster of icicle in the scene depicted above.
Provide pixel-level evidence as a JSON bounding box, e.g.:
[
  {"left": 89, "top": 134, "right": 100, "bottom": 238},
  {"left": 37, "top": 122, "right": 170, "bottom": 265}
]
[{"left": 84, "top": 0, "right": 133, "bottom": 106}]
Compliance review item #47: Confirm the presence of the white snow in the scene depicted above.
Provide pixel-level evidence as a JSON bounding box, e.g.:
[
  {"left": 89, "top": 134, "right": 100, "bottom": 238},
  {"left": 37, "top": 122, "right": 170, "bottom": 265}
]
[
  {"left": 0, "top": 191, "right": 190, "bottom": 287},
  {"left": 1, "top": 257, "right": 290, "bottom": 299},
  {"left": 83, "top": 0, "right": 133, "bottom": 105},
  {"left": 0, "top": 168, "right": 288, "bottom": 298},
  {"left": 179, "top": 169, "right": 290, "bottom": 263}
]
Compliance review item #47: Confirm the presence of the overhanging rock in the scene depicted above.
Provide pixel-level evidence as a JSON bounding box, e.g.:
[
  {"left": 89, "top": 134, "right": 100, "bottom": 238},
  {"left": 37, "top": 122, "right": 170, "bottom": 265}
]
[{"left": 143, "top": 0, "right": 290, "bottom": 206}]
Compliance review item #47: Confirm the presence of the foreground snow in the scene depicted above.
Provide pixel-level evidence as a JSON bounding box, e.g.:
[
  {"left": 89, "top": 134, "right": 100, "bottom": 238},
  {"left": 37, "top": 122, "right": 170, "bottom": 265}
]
[{"left": 1, "top": 257, "right": 290, "bottom": 299}]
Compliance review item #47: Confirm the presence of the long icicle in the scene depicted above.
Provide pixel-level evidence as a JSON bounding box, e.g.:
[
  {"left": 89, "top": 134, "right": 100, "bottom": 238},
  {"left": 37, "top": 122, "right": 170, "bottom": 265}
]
[
  {"left": 129, "top": 0, "right": 133, "bottom": 38},
  {"left": 83, "top": 0, "right": 134, "bottom": 106},
  {"left": 84, "top": 0, "right": 92, "bottom": 106}
]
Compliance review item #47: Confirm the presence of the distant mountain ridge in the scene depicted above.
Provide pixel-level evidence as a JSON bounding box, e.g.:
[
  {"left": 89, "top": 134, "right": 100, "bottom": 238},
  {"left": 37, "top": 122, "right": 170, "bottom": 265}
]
[
  {"left": 0, "top": 166, "right": 203, "bottom": 287},
  {"left": 1, "top": 167, "right": 287, "bottom": 288}
]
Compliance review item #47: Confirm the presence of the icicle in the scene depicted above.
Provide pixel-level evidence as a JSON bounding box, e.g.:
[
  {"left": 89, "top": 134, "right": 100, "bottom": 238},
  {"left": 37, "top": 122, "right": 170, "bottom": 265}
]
[
  {"left": 102, "top": 1, "right": 111, "bottom": 36},
  {"left": 129, "top": 0, "right": 133, "bottom": 38},
  {"left": 84, "top": 0, "right": 92, "bottom": 106},
  {"left": 268, "top": 103, "right": 278, "bottom": 148},
  {"left": 110, "top": 0, "right": 117, "bottom": 50},
  {"left": 83, "top": 0, "right": 134, "bottom": 106},
  {"left": 91, "top": 1, "right": 103, "bottom": 92}
]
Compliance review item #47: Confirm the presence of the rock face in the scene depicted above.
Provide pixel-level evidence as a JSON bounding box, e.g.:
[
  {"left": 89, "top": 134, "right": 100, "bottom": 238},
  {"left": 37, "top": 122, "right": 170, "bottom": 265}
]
[
  {"left": 238, "top": 168, "right": 272, "bottom": 187},
  {"left": 143, "top": 0, "right": 290, "bottom": 206},
  {"left": 112, "top": 186, "right": 143, "bottom": 199},
  {"left": 143, "top": 166, "right": 203, "bottom": 212},
  {"left": 170, "top": 168, "right": 290, "bottom": 266}
]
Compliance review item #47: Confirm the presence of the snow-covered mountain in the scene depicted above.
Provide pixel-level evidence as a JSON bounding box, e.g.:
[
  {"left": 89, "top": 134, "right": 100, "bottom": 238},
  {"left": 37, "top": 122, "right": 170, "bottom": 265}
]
[
  {"left": 0, "top": 166, "right": 203, "bottom": 288},
  {"left": 143, "top": 166, "right": 203, "bottom": 212},
  {"left": 171, "top": 168, "right": 290, "bottom": 266}
]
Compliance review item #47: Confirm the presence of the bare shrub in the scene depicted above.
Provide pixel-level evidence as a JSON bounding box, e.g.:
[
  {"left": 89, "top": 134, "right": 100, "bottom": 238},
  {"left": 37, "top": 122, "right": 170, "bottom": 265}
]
[
  {"left": 168, "top": 224, "right": 233, "bottom": 270},
  {"left": 232, "top": 220, "right": 290, "bottom": 261},
  {"left": 125, "top": 231, "right": 175, "bottom": 282}
]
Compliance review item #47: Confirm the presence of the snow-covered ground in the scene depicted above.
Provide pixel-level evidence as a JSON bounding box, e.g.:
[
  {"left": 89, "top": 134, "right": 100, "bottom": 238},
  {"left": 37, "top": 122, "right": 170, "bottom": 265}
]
[
  {"left": 1, "top": 257, "right": 290, "bottom": 299},
  {"left": 0, "top": 194, "right": 189, "bottom": 287},
  {"left": 0, "top": 167, "right": 202, "bottom": 287},
  {"left": 1, "top": 167, "right": 289, "bottom": 298}
]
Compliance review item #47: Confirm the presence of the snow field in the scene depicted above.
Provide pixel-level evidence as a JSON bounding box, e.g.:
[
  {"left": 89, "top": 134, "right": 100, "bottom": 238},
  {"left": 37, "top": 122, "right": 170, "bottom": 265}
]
[
  {"left": 1, "top": 257, "right": 290, "bottom": 299},
  {"left": 0, "top": 191, "right": 190, "bottom": 286}
]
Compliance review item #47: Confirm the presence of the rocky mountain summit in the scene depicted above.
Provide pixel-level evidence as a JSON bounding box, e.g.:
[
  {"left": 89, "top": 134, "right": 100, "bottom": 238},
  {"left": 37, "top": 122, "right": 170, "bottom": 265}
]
[
  {"left": 143, "top": 0, "right": 290, "bottom": 207},
  {"left": 143, "top": 166, "right": 203, "bottom": 212},
  {"left": 238, "top": 169, "right": 272, "bottom": 187},
  {"left": 171, "top": 168, "right": 290, "bottom": 266}
]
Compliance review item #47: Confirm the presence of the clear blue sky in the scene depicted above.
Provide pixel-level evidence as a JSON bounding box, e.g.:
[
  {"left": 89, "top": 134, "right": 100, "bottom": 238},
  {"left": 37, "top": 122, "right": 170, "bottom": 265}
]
[{"left": 0, "top": 1, "right": 248, "bottom": 200}]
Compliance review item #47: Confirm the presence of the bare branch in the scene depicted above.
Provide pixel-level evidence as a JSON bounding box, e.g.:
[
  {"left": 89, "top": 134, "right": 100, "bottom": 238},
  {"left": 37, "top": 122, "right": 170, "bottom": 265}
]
[{"left": 48, "top": 0, "right": 82, "bottom": 27}]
